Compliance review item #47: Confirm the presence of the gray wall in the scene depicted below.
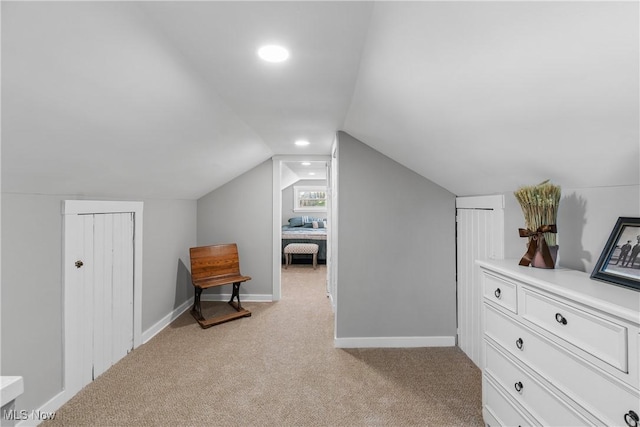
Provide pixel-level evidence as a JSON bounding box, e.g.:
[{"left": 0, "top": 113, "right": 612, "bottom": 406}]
[
  {"left": 142, "top": 199, "right": 198, "bottom": 328},
  {"left": 282, "top": 179, "right": 327, "bottom": 225},
  {"left": 335, "top": 132, "right": 457, "bottom": 339},
  {"left": 1, "top": 193, "right": 196, "bottom": 414},
  {"left": 505, "top": 185, "right": 640, "bottom": 273},
  {"left": 1, "top": 194, "right": 65, "bottom": 414},
  {"left": 197, "top": 159, "right": 273, "bottom": 296}
]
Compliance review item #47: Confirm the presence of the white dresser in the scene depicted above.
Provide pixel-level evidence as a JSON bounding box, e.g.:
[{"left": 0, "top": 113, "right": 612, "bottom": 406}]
[{"left": 477, "top": 259, "right": 640, "bottom": 427}]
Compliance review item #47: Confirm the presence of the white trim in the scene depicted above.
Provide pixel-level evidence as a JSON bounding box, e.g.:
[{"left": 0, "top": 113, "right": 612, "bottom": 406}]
[
  {"left": 62, "top": 200, "right": 144, "bottom": 215},
  {"left": 272, "top": 155, "right": 331, "bottom": 302},
  {"left": 334, "top": 336, "right": 456, "bottom": 348},
  {"left": 456, "top": 194, "right": 505, "bottom": 210},
  {"left": 61, "top": 200, "right": 143, "bottom": 406},
  {"left": 272, "top": 158, "right": 282, "bottom": 301},
  {"left": 292, "top": 185, "right": 328, "bottom": 213},
  {"left": 15, "top": 389, "right": 67, "bottom": 427},
  {"left": 142, "top": 299, "right": 192, "bottom": 344}
]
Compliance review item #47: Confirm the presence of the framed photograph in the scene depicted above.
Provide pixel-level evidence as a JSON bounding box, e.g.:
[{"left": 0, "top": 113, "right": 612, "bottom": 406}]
[{"left": 591, "top": 217, "right": 640, "bottom": 291}]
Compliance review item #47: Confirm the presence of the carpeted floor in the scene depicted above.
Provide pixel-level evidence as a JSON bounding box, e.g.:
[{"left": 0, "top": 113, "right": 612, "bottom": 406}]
[{"left": 44, "top": 265, "right": 483, "bottom": 426}]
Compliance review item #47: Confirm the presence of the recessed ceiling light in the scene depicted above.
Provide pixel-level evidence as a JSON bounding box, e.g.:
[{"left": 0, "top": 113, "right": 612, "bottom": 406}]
[
  {"left": 301, "top": 162, "right": 311, "bottom": 166},
  {"left": 258, "top": 45, "right": 289, "bottom": 63},
  {"left": 295, "top": 140, "right": 310, "bottom": 147}
]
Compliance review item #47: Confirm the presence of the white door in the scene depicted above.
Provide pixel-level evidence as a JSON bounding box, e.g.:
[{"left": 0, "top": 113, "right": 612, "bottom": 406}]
[
  {"left": 456, "top": 195, "right": 504, "bottom": 368},
  {"left": 93, "top": 213, "right": 134, "bottom": 378},
  {"left": 63, "top": 200, "right": 143, "bottom": 399},
  {"left": 75, "top": 213, "right": 134, "bottom": 383}
]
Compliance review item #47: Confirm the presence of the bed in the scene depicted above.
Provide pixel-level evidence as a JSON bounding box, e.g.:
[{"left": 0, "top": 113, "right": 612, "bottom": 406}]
[{"left": 281, "top": 218, "right": 327, "bottom": 264}]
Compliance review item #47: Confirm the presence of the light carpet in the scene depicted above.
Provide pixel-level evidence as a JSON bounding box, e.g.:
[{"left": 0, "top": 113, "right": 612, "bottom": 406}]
[{"left": 44, "top": 265, "right": 483, "bottom": 426}]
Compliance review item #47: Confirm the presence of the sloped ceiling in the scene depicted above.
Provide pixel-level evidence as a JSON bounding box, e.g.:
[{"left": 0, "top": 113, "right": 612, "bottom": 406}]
[
  {"left": 1, "top": 1, "right": 371, "bottom": 199},
  {"left": 345, "top": 1, "right": 639, "bottom": 196},
  {"left": 2, "top": 1, "right": 638, "bottom": 200}
]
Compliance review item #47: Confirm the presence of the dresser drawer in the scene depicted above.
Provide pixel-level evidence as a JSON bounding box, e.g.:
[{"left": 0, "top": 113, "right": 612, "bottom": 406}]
[
  {"left": 521, "top": 287, "right": 628, "bottom": 372},
  {"left": 483, "top": 374, "right": 536, "bottom": 427},
  {"left": 483, "top": 272, "right": 517, "bottom": 313},
  {"left": 485, "top": 304, "right": 640, "bottom": 426},
  {"left": 485, "top": 342, "right": 592, "bottom": 426}
]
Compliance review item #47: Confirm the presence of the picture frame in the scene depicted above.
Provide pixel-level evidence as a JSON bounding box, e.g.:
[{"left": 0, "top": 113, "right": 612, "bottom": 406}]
[{"left": 591, "top": 217, "right": 640, "bottom": 291}]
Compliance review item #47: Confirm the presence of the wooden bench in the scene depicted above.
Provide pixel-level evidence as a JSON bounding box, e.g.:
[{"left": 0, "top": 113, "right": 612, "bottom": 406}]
[
  {"left": 284, "top": 243, "right": 319, "bottom": 269},
  {"left": 189, "top": 244, "right": 251, "bottom": 329}
]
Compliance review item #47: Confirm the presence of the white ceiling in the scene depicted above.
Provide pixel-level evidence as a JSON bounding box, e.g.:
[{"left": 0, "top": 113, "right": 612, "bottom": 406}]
[
  {"left": 2, "top": 1, "right": 638, "bottom": 199},
  {"left": 343, "top": 1, "right": 639, "bottom": 196},
  {"left": 284, "top": 161, "right": 327, "bottom": 182}
]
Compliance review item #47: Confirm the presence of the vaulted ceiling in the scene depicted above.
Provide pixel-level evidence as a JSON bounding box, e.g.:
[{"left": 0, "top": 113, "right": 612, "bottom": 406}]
[{"left": 2, "top": 1, "right": 638, "bottom": 199}]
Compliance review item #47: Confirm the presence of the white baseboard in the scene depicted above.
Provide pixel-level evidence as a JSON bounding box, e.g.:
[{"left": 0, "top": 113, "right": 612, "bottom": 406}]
[
  {"left": 334, "top": 336, "right": 456, "bottom": 348},
  {"left": 142, "top": 294, "right": 272, "bottom": 344},
  {"left": 16, "top": 389, "right": 68, "bottom": 427},
  {"left": 142, "top": 299, "right": 192, "bottom": 344}
]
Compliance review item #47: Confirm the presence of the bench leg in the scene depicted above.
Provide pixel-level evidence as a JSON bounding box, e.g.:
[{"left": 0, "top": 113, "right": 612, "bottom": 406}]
[
  {"left": 191, "top": 286, "right": 204, "bottom": 321},
  {"left": 191, "top": 282, "right": 251, "bottom": 329},
  {"left": 227, "top": 281, "right": 252, "bottom": 322},
  {"left": 313, "top": 253, "right": 317, "bottom": 269},
  {"left": 229, "top": 282, "right": 243, "bottom": 309}
]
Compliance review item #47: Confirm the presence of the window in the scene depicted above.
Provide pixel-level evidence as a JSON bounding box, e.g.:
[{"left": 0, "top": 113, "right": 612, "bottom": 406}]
[{"left": 294, "top": 186, "right": 327, "bottom": 212}]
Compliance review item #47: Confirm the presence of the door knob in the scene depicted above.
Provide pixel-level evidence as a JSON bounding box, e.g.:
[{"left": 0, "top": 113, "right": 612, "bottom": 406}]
[{"left": 75, "top": 260, "right": 84, "bottom": 268}]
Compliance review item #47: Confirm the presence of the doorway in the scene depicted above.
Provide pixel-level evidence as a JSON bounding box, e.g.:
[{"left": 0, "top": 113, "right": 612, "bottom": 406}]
[
  {"left": 272, "top": 156, "right": 332, "bottom": 302},
  {"left": 62, "top": 200, "right": 143, "bottom": 399}
]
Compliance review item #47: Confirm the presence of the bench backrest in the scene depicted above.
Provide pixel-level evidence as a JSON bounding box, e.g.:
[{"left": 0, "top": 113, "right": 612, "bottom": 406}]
[{"left": 189, "top": 244, "right": 242, "bottom": 284}]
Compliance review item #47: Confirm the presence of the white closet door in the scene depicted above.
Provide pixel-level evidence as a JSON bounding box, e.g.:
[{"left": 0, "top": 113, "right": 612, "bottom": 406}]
[
  {"left": 457, "top": 208, "right": 492, "bottom": 368},
  {"left": 92, "top": 214, "right": 113, "bottom": 379},
  {"left": 91, "top": 213, "right": 134, "bottom": 380},
  {"left": 69, "top": 212, "right": 134, "bottom": 384},
  {"left": 110, "top": 213, "right": 134, "bottom": 364},
  {"left": 456, "top": 195, "right": 504, "bottom": 368},
  {"left": 63, "top": 200, "right": 142, "bottom": 402}
]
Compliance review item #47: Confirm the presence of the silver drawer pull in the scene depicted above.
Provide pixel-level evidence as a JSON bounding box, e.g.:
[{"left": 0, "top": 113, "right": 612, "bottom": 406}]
[
  {"left": 514, "top": 381, "right": 524, "bottom": 392},
  {"left": 625, "top": 410, "right": 639, "bottom": 427},
  {"left": 516, "top": 338, "right": 524, "bottom": 350},
  {"left": 494, "top": 288, "right": 501, "bottom": 299},
  {"left": 555, "top": 312, "right": 568, "bottom": 325}
]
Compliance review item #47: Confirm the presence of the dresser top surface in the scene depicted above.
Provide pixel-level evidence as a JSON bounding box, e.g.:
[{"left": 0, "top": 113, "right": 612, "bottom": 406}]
[{"left": 477, "top": 259, "right": 640, "bottom": 324}]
